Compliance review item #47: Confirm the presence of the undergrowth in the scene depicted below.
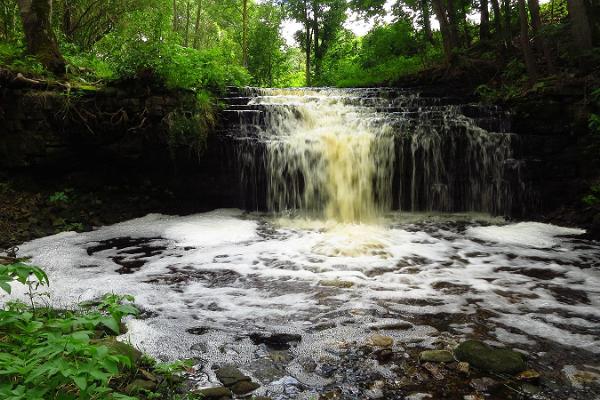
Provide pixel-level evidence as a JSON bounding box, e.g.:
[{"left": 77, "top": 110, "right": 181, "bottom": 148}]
[{"left": 0, "top": 262, "right": 199, "bottom": 400}]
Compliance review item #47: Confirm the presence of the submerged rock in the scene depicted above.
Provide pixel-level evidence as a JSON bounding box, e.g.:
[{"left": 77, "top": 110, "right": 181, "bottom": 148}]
[
  {"left": 368, "top": 334, "right": 394, "bottom": 348},
  {"left": 469, "top": 377, "right": 499, "bottom": 392},
  {"left": 320, "top": 279, "right": 354, "bottom": 288},
  {"left": 419, "top": 350, "right": 454, "bottom": 363},
  {"left": 454, "top": 340, "right": 527, "bottom": 374},
  {"left": 215, "top": 366, "right": 260, "bottom": 395},
  {"left": 196, "top": 386, "right": 233, "bottom": 399}
]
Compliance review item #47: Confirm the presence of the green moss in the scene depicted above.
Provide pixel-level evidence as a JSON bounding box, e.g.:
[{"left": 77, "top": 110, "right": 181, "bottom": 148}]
[{"left": 454, "top": 340, "right": 527, "bottom": 375}]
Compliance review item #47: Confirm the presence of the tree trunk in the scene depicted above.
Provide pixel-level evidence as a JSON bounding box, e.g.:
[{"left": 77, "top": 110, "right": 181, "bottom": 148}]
[
  {"left": 518, "top": 0, "right": 538, "bottom": 81},
  {"left": 480, "top": 0, "right": 490, "bottom": 40},
  {"left": 304, "top": 0, "right": 312, "bottom": 86},
  {"left": 312, "top": 1, "right": 321, "bottom": 80},
  {"left": 242, "top": 0, "right": 248, "bottom": 67},
  {"left": 446, "top": 0, "right": 461, "bottom": 47},
  {"left": 421, "top": 0, "right": 434, "bottom": 43},
  {"left": 17, "top": 0, "right": 65, "bottom": 75},
  {"left": 62, "top": 0, "right": 72, "bottom": 40},
  {"left": 566, "top": 0, "right": 593, "bottom": 51},
  {"left": 527, "top": 0, "right": 555, "bottom": 73},
  {"left": 431, "top": 0, "right": 456, "bottom": 62},
  {"left": 184, "top": 1, "right": 191, "bottom": 47},
  {"left": 173, "top": 0, "right": 178, "bottom": 32},
  {"left": 193, "top": 0, "right": 202, "bottom": 48},
  {"left": 502, "top": 0, "right": 512, "bottom": 44},
  {"left": 490, "top": 0, "right": 503, "bottom": 37}
]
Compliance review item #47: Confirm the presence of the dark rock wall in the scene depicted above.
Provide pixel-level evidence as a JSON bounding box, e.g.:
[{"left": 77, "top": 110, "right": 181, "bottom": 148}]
[{"left": 0, "top": 82, "right": 240, "bottom": 212}]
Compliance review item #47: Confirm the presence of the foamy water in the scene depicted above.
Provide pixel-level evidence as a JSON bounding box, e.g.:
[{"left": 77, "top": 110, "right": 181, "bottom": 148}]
[{"left": 5, "top": 210, "right": 600, "bottom": 397}]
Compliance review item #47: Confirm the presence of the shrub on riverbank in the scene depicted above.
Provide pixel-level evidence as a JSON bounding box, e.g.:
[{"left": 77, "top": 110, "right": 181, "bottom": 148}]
[{"left": 0, "top": 262, "right": 197, "bottom": 400}]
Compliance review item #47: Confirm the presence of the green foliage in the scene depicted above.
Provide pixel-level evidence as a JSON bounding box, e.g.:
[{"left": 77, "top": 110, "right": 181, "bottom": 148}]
[
  {"left": 49, "top": 191, "right": 71, "bottom": 204},
  {"left": 0, "top": 263, "right": 197, "bottom": 399},
  {"left": 0, "top": 263, "right": 49, "bottom": 295},
  {"left": 582, "top": 184, "right": 600, "bottom": 206},
  {"left": 0, "top": 264, "right": 140, "bottom": 399},
  {"left": 0, "top": 42, "right": 46, "bottom": 76}
]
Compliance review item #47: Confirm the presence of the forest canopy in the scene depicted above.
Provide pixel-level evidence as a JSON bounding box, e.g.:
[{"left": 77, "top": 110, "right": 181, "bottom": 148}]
[{"left": 0, "top": 0, "right": 599, "bottom": 90}]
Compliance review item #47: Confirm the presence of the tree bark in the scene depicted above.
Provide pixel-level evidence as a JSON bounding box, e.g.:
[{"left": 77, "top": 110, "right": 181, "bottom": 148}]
[
  {"left": 566, "top": 0, "right": 593, "bottom": 51},
  {"left": 480, "top": 0, "right": 490, "bottom": 40},
  {"left": 490, "top": 0, "right": 503, "bottom": 37},
  {"left": 312, "top": 0, "right": 321, "bottom": 80},
  {"left": 421, "top": 0, "right": 434, "bottom": 43},
  {"left": 502, "top": 0, "right": 512, "bottom": 44},
  {"left": 446, "top": 0, "right": 461, "bottom": 47},
  {"left": 242, "top": 0, "right": 248, "bottom": 67},
  {"left": 303, "top": 0, "right": 312, "bottom": 86},
  {"left": 184, "top": 1, "right": 191, "bottom": 47},
  {"left": 432, "top": 0, "right": 456, "bottom": 62},
  {"left": 193, "top": 0, "right": 202, "bottom": 48},
  {"left": 518, "top": 0, "right": 538, "bottom": 81},
  {"left": 173, "top": 0, "right": 178, "bottom": 32},
  {"left": 527, "top": 0, "right": 555, "bottom": 73},
  {"left": 17, "top": 0, "right": 65, "bottom": 75}
]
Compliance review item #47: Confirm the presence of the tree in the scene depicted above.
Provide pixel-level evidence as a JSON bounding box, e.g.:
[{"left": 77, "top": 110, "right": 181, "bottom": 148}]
[
  {"left": 527, "top": 0, "right": 555, "bottom": 72},
  {"left": 517, "top": 0, "right": 538, "bottom": 81},
  {"left": 480, "top": 0, "right": 490, "bottom": 40},
  {"left": 432, "top": 0, "right": 457, "bottom": 62},
  {"left": 242, "top": 0, "right": 249, "bottom": 67},
  {"left": 566, "top": 0, "right": 593, "bottom": 51},
  {"left": 16, "top": 0, "right": 65, "bottom": 74}
]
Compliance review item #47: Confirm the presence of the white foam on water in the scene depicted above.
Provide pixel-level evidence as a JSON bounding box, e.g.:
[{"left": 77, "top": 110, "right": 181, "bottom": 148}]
[
  {"left": 5, "top": 211, "right": 600, "bottom": 368},
  {"left": 467, "top": 222, "right": 586, "bottom": 248}
]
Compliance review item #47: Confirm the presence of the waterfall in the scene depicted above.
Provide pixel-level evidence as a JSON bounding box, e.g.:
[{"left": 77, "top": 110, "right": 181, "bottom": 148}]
[{"left": 220, "top": 87, "right": 523, "bottom": 220}]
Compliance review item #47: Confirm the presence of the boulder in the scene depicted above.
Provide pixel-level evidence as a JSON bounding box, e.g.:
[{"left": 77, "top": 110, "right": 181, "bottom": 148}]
[
  {"left": 419, "top": 350, "right": 454, "bottom": 363},
  {"left": 454, "top": 340, "right": 527, "bottom": 374}
]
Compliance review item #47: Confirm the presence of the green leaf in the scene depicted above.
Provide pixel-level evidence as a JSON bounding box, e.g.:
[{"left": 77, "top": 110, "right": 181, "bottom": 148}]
[
  {"left": 100, "top": 317, "right": 121, "bottom": 334},
  {"left": 0, "top": 281, "right": 11, "bottom": 294},
  {"left": 73, "top": 375, "right": 88, "bottom": 391}
]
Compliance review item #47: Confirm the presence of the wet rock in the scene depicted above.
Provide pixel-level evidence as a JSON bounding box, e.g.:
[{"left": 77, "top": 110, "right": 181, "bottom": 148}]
[
  {"left": 369, "top": 321, "right": 412, "bottom": 330},
  {"left": 215, "top": 366, "right": 260, "bottom": 395},
  {"left": 365, "top": 380, "right": 385, "bottom": 399},
  {"left": 372, "top": 348, "right": 394, "bottom": 363},
  {"left": 249, "top": 332, "right": 301, "bottom": 350},
  {"left": 91, "top": 337, "right": 142, "bottom": 363},
  {"left": 230, "top": 380, "right": 260, "bottom": 395},
  {"left": 516, "top": 369, "right": 541, "bottom": 382},
  {"left": 368, "top": 334, "right": 394, "bottom": 348},
  {"left": 454, "top": 340, "right": 527, "bottom": 374},
  {"left": 405, "top": 393, "right": 432, "bottom": 400},
  {"left": 562, "top": 365, "right": 600, "bottom": 389},
  {"left": 457, "top": 362, "right": 470, "bottom": 375},
  {"left": 320, "top": 279, "right": 354, "bottom": 288},
  {"left": 196, "top": 386, "right": 233, "bottom": 399},
  {"left": 464, "top": 394, "right": 485, "bottom": 400},
  {"left": 520, "top": 383, "right": 542, "bottom": 395},
  {"left": 216, "top": 366, "right": 251, "bottom": 387},
  {"left": 419, "top": 350, "right": 454, "bottom": 363},
  {"left": 469, "top": 377, "right": 499, "bottom": 392},
  {"left": 125, "top": 378, "right": 157, "bottom": 394},
  {"left": 422, "top": 362, "right": 444, "bottom": 380}
]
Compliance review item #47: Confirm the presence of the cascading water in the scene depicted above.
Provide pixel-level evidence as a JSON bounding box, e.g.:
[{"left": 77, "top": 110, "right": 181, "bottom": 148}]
[
  {"left": 12, "top": 88, "right": 600, "bottom": 400},
  {"left": 222, "top": 87, "right": 523, "bottom": 220}
]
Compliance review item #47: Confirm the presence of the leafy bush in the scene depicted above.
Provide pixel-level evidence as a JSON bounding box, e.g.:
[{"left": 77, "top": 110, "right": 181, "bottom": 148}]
[
  {"left": 0, "top": 263, "right": 195, "bottom": 399},
  {"left": 0, "top": 42, "right": 46, "bottom": 76},
  {"left": 582, "top": 184, "right": 600, "bottom": 206}
]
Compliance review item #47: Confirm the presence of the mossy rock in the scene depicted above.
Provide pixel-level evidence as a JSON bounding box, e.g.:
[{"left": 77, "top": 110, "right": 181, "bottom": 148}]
[
  {"left": 92, "top": 337, "right": 142, "bottom": 363},
  {"left": 420, "top": 350, "right": 454, "bottom": 363},
  {"left": 196, "top": 386, "right": 233, "bottom": 399},
  {"left": 230, "top": 380, "right": 260, "bottom": 395},
  {"left": 124, "top": 378, "right": 157, "bottom": 394},
  {"left": 454, "top": 340, "right": 527, "bottom": 374}
]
